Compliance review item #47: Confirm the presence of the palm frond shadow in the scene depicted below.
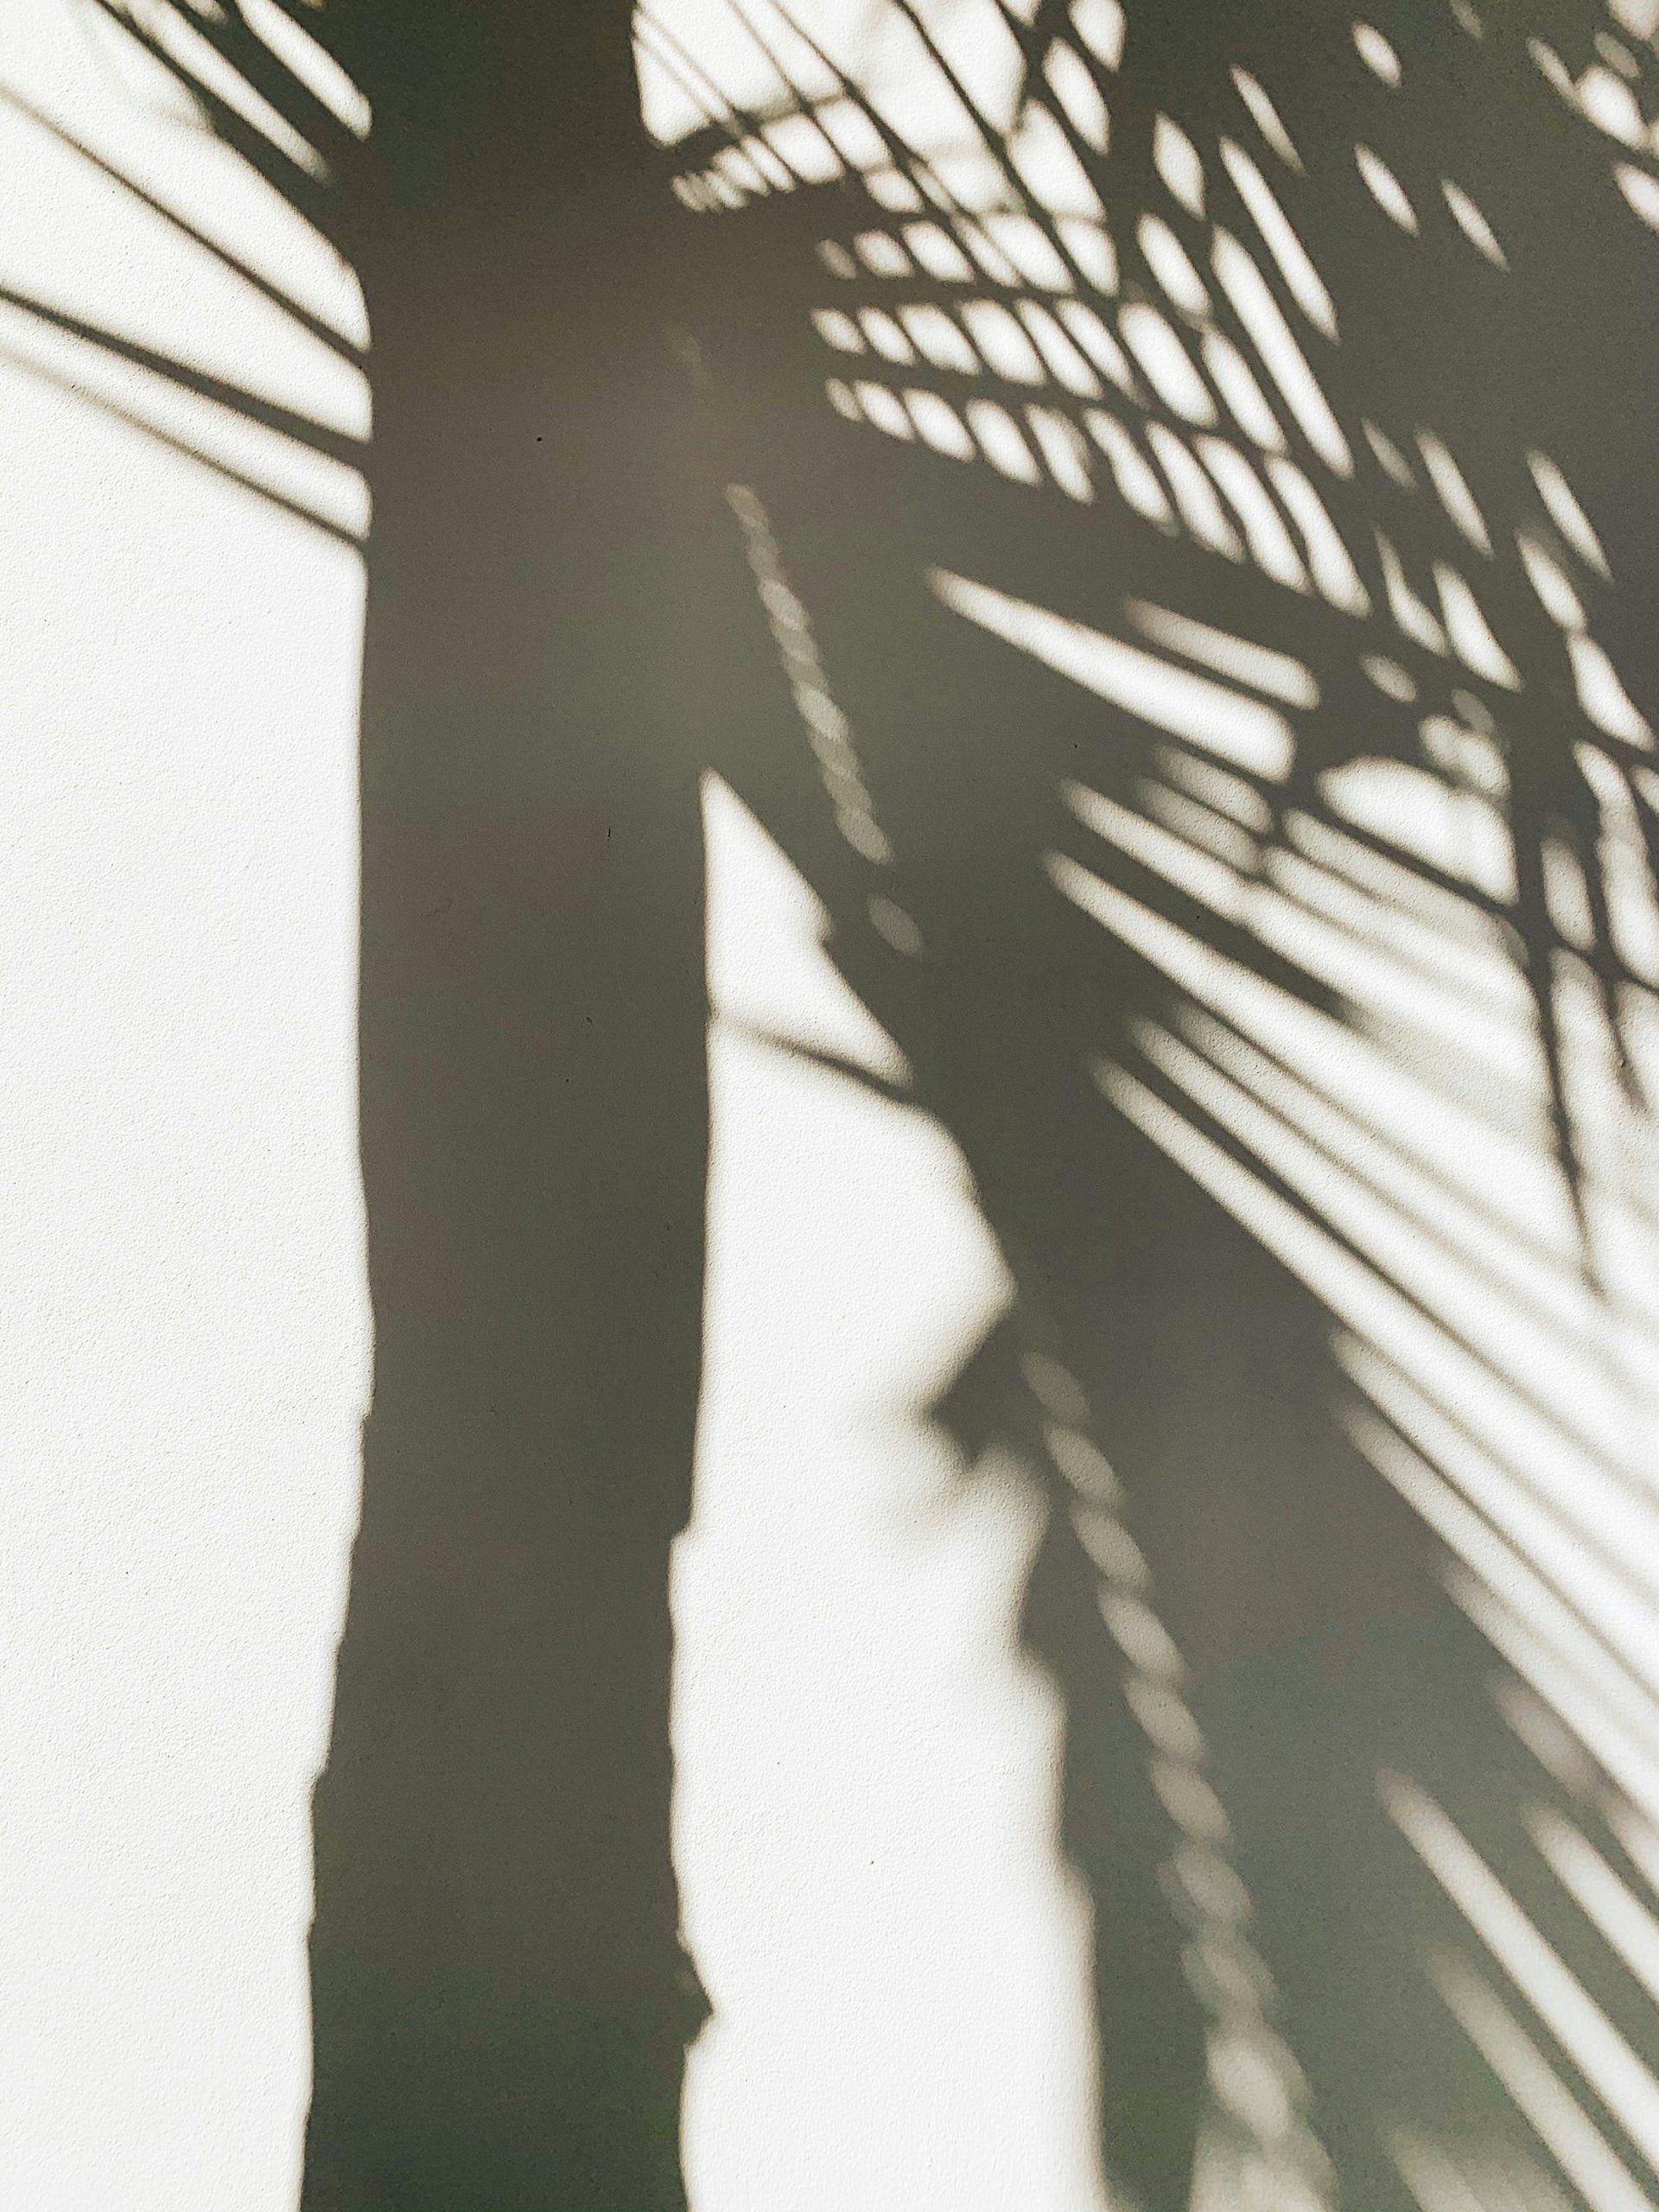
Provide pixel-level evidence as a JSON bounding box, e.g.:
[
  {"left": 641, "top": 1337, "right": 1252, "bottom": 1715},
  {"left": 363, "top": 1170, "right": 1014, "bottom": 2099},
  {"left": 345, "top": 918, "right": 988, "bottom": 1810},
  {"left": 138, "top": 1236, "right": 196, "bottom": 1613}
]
[
  {"left": 14, "top": 1, "right": 1659, "bottom": 2208},
  {"left": 664, "top": 2, "right": 1659, "bottom": 2205}
]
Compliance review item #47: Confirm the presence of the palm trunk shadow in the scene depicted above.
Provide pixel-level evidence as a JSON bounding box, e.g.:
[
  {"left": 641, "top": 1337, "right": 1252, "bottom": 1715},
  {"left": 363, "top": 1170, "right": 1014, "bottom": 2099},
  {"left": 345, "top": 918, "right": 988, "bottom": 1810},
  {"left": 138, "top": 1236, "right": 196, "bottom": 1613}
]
[{"left": 299, "top": 19, "right": 725, "bottom": 2201}]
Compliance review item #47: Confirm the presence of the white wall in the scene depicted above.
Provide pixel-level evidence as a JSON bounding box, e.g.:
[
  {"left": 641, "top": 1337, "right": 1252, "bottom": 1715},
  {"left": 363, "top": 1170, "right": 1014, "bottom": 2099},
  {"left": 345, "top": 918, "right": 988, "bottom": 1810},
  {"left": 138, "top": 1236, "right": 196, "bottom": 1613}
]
[
  {"left": 0, "top": 8, "right": 367, "bottom": 2204},
  {"left": 10, "top": 3, "right": 1659, "bottom": 2207},
  {"left": 0, "top": 8, "right": 1105, "bottom": 2205}
]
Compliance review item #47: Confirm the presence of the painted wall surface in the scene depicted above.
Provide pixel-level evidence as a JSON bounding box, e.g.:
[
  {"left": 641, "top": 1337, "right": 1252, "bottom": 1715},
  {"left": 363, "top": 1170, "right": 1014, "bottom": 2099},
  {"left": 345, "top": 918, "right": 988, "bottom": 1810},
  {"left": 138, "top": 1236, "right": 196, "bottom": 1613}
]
[
  {"left": 0, "top": 8, "right": 1102, "bottom": 2206},
  {"left": 1, "top": 9, "right": 369, "bottom": 2202},
  {"left": 7, "top": 3, "right": 1659, "bottom": 2209}
]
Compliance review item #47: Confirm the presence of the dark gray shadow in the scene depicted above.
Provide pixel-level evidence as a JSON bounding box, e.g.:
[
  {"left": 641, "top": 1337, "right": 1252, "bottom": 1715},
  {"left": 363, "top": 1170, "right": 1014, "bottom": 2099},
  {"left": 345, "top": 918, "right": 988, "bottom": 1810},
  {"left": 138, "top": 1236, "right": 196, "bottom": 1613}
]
[{"left": 13, "top": 3, "right": 1659, "bottom": 2209}]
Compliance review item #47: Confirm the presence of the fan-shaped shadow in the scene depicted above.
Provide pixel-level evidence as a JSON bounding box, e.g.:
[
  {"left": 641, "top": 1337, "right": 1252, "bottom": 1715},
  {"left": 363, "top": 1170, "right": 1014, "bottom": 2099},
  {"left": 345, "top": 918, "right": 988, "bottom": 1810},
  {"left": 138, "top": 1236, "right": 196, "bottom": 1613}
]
[{"left": 656, "top": 2, "right": 1659, "bottom": 2206}]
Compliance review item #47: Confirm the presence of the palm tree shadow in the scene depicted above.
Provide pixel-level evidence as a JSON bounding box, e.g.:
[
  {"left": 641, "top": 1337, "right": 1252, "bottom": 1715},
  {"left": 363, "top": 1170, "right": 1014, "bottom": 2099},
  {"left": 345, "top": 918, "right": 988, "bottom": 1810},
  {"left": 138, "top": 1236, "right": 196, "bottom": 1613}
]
[
  {"left": 15, "top": 2, "right": 1659, "bottom": 2208},
  {"left": 11, "top": 3, "right": 747, "bottom": 2203},
  {"left": 669, "top": 3, "right": 1659, "bottom": 2204}
]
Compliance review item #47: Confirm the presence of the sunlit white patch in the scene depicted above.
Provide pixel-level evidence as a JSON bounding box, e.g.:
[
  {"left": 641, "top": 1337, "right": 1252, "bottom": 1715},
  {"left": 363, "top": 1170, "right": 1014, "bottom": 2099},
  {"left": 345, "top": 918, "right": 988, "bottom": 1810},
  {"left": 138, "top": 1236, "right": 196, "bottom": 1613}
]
[
  {"left": 1197, "top": 437, "right": 1312, "bottom": 588},
  {"left": 1428, "top": 1961, "right": 1654, "bottom": 2212},
  {"left": 1322, "top": 758, "right": 1513, "bottom": 898},
  {"left": 1528, "top": 1808, "right": 1659, "bottom": 2008},
  {"left": 118, "top": 0, "right": 332, "bottom": 172},
  {"left": 690, "top": 774, "right": 1134, "bottom": 2211},
  {"left": 1139, "top": 213, "right": 1211, "bottom": 317},
  {"left": 825, "top": 377, "right": 861, "bottom": 421},
  {"left": 1442, "top": 181, "right": 1509, "bottom": 267},
  {"left": 931, "top": 572, "right": 1294, "bottom": 776},
  {"left": 866, "top": 167, "right": 926, "bottom": 213},
  {"left": 1159, "top": 752, "right": 1282, "bottom": 836},
  {"left": 903, "top": 223, "right": 976, "bottom": 283},
  {"left": 1230, "top": 67, "right": 1303, "bottom": 169},
  {"left": 1357, "top": 145, "right": 1419, "bottom": 231},
  {"left": 906, "top": 388, "right": 976, "bottom": 460},
  {"left": 1009, "top": 106, "right": 1103, "bottom": 219},
  {"left": 938, "top": 163, "right": 1023, "bottom": 249},
  {"left": 1516, "top": 534, "right": 1585, "bottom": 630},
  {"left": 1202, "top": 330, "right": 1286, "bottom": 451},
  {"left": 810, "top": 97, "right": 882, "bottom": 172},
  {"left": 818, "top": 239, "right": 858, "bottom": 279},
  {"left": 1610, "top": 0, "right": 1659, "bottom": 37},
  {"left": 1211, "top": 233, "right": 1352, "bottom": 472},
  {"left": 1615, "top": 162, "right": 1659, "bottom": 231},
  {"left": 1167, "top": 1840, "right": 1247, "bottom": 1929},
  {"left": 964, "top": 400, "right": 1042, "bottom": 482},
  {"left": 1353, "top": 22, "right": 1402, "bottom": 84},
  {"left": 768, "top": 116, "right": 847, "bottom": 185},
  {"left": 239, "top": 0, "right": 371, "bottom": 135},
  {"left": 961, "top": 301, "right": 1047, "bottom": 385},
  {"left": 1416, "top": 432, "right": 1490, "bottom": 552},
  {"left": 1542, "top": 837, "right": 1597, "bottom": 950},
  {"left": 1434, "top": 565, "right": 1520, "bottom": 686},
  {"left": 1131, "top": 1010, "right": 1573, "bottom": 1404},
  {"left": 1084, "top": 409, "right": 1178, "bottom": 524},
  {"left": 1123, "top": 1672, "right": 1203, "bottom": 1743},
  {"left": 1576, "top": 743, "right": 1659, "bottom": 980},
  {"left": 1119, "top": 302, "right": 1217, "bottom": 423},
  {"left": 1069, "top": 897, "right": 1548, "bottom": 1412},
  {"left": 1218, "top": 140, "right": 1339, "bottom": 337},
  {"left": 1126, "top": 601, "right": 1319, "bottom": 705},
  {"left": 1363, "top": 654, "right": 1417, "bottom": 701},
  {"left": 1352, "top": 1349, "right": 1659, "bottom": 1675},
  {"left": 836, "top": 804, "right": 894, "bottom": 861},
  {"left": 634, "top": 25, "right": 706, "bottom": 149},
  {"left": 1147, "top": 423, "right": 1244, "bottom": 556},
  {"left": 1464, "top": 1573, "right": 1659, "bottom": 1834},
  {"left": 1154, "top": 114, "right": 1206, "bottom": 214},
  {"left": 1376, "top": 534, "right": 1449, "bottom": 652},
  {"left": 1496, "top": 1679, "right": 1600, "bottom": 1798},
  {"left": 1527, "top": 452, "right": 1611, "bottom": 575},
  {"left": 1027, "top": 1348, "right": 1092, "bottom": 1419},
  {"left": 1387, "top": 1780, "right": 1659, "bottom": 2178},
  {"left": 1419, "top": 715, "right": 1507, "bottom": 798},
  {"left": 854, "top": 380, "right": 915, "bottom": 439},
  {"left": 982, "top": 213, "right": 1073, "bottom": 291},
  {"left": 1017, "top": 302, "right": 1103, "bottom": 395},
  {"left": 1186, "top": 1936, "right": 1274, "bottom": 2012},
  {"left": 1567, "top": 634, "right": 1655, "bottom": 744},
  {"left": 747, "top": 132, "right": 798, "bottom": 190},
  {"left": 1108, "top": 836, "right": 1529, "bottom": 1162},
  {"left": 1579, "top": 66, "right": 1648, "bottom": 145},
  {"left": 855, "top": 229, "right": 912, "bottom": 277},
  {"left": 1529, "top": 38, "right": 1579, "bottom": 99},
  {"left": 1044, "top": 41, "right": 1110, "bottom": 150},
  {"left": 1363, "top": 418, "right": 1416, "bottom": 486},
  {"left": 1027, "top": 407, "right": 1094, "bottom": 500},
  {"left": 1070, "top": 0, "right": 1126, "bottom": 70},
  {"left": 1046, "top": 1422, "right": 1122, "bottom": 1503},
  {"left": 711, "top": 146, "right": 768, "bottom": 202},
  {"left": 1267, "top": 460, "right": 1371, "bottom": 612},
  {"left": 860, "top": 308, "right": 916, "bottom": 363},
  {"left": 1208, "top": 2034, "right": 1296, "bottom": 2139},
  {"left": 1057, "top": 301, "right": 1135, "bottom": 391},
  {"left": 1144, "top": 785, "right": 1264, "bottom": 874},
  {"left": 1056, "top": 216, "right": 1118, "bottom": 290},
  {"left": 900, "top": 304, "right": 979, "bottom": 376},
  {"left": 1153, "top": 1758, "right": 1231, "bottom": 1840}
]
